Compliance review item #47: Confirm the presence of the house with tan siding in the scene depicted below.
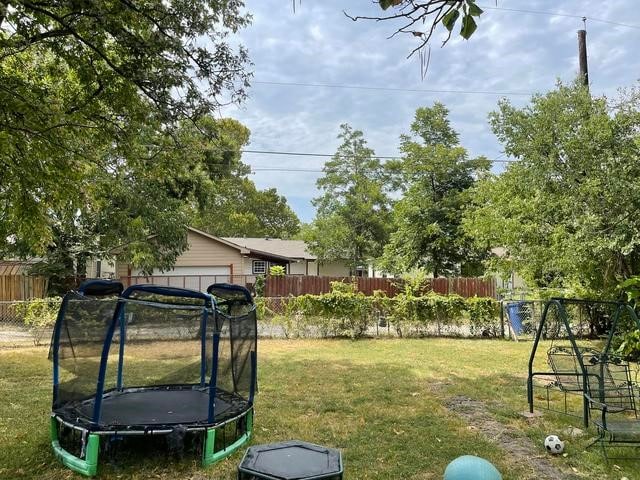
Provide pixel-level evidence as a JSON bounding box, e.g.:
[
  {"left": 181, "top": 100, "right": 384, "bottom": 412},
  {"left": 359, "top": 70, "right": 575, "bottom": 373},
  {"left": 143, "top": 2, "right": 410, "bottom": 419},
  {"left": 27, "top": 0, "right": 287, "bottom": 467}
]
[
  {"left": 92, "top": 227, "right": 383, "bottom": 291},
  {"left": 103, "top": 228, "right": 334, "bottom": 290}
]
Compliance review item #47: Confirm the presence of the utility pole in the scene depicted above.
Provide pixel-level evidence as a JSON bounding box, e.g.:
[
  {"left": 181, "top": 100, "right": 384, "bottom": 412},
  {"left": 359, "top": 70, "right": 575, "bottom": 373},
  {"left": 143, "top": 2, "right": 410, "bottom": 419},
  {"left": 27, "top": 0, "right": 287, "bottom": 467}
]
[{"left": 578, "top": 19, "right": 589, "bottom": 88}]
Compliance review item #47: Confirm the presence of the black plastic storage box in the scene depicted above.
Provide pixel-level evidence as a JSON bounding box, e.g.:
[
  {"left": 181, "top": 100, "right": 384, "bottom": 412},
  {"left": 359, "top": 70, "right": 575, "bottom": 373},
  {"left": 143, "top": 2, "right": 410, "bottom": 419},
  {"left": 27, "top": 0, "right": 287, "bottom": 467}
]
[{"left": 238, "top": 440, "right": 343, "bottom": 480}]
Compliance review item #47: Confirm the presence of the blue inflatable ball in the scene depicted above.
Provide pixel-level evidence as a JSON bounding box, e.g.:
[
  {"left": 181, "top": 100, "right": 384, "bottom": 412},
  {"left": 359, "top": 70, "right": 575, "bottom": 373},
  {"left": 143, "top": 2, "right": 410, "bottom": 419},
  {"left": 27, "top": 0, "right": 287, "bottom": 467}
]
[{"left": 443, "top": 455, "right": 502, "bottom": 480}]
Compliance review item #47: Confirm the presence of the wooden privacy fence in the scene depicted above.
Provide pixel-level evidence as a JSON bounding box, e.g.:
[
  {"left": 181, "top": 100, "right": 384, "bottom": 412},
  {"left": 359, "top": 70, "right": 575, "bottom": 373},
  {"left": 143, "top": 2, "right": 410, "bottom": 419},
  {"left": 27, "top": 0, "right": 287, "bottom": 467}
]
[
  {"left": 432, "top": 277, "right": 497, "bottom": 298},
  {"left": 0, "top": 275, "right": 47, "bottom": 301},
  {"left": 0, "top": 262, "right": 47, "bottom": 301},
  {"left": 117, "top": 274, "right": 496, "bottom": 298},
  {"left": 264, "top": 275, "right": 497, "bottom": 298},
  {"left": 0, "top": 263, "right": 48, "bottom": 326}
]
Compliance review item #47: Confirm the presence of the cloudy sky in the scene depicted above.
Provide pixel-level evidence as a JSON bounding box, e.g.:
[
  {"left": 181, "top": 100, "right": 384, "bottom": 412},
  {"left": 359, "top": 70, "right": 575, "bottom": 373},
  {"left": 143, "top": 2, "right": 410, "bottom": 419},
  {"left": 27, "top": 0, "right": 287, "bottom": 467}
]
[{"left": 220, "top": 1, "right": 640, "bottom": 223}]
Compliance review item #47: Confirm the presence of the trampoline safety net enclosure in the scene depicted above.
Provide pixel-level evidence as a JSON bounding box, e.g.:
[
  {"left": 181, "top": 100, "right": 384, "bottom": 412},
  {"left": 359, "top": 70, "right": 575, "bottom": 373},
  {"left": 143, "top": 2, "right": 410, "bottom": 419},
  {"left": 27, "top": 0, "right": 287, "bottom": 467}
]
[{"left": 49, "top": 279, "right": 257, "bottom": 477}]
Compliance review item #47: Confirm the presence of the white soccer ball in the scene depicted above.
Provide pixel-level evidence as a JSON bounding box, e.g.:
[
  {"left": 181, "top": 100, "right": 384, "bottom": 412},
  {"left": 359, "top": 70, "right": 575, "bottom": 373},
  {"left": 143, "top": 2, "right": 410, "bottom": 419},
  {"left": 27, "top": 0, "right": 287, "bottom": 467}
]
[{"left": 544, "top": 435, "right": 565, "bottom": 454}]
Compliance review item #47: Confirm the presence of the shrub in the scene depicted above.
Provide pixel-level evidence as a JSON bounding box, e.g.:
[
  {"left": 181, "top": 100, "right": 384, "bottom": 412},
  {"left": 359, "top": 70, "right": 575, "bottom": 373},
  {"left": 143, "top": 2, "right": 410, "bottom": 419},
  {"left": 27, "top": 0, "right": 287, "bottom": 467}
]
[
  {"left": 14, "top": 297, "right": 62, "bottom": 346},
  {"left": 255, "top": 288, "right": 500, "bottom": 339},
  {"left": 254, "top": 275, "right": 265, "bottom": 297},
  {"left": 614, "top": 330, "right": 640, "bottom": 362},
  {"left": 269, "top": 265, "right": 286, "bottom": 276},
  {"left": 466, "top": 297, "right": 501, "bottom": 337}
]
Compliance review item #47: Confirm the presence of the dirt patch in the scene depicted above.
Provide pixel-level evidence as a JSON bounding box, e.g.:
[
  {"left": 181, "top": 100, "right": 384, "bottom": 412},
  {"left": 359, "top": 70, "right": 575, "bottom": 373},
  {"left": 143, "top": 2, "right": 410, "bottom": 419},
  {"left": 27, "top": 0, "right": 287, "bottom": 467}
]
[{"left": 445, "top": 395, "right": 580, "bottom": 480}]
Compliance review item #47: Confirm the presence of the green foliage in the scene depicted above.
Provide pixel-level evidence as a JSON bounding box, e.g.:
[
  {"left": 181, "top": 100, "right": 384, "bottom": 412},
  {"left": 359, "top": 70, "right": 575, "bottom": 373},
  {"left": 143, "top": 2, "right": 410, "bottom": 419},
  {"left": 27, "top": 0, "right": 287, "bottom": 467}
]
[
  {"left": 14, "top": 297, "right": 62, "bottom": 346},
  {"left": 442, "top": 10, "right": 460, "bottom": 32},
  {"left": 1, "top": 1, "right": 250, "bottom": 121},
  {"left": 466, "top": 297, "right": 501, "bottom": 337},
  {"left": 1, "top": 1, "right": 251, "bottom": 260},
  {"left": 0, "top": 2, "right": 292, "bottom": 285},
  {"left": 329, "top": 280, "right": 358, "bottom": 294},
  {"left": 10, "top": 113, "right": 297, "bottom": 288},
  {"left": 375, "top": 1, "right": 482, "bottom": 41},
  {"left": 460, "top": 13, "right": 478, "bottom": 39},
  {"left": 254, "top": 296, "right": 275, "bottom": 319},
  {"left": 619, "top": 276, "right": 640, "bottom": 307},
  {"left": 379, "top": 0, "right": 403, "bottom": 10},
  {"left": 269, "top": 265, "right": 286, "bottom": 277},
  {"left": 305, "top": 124, "right": 391, "bottom": 273},
  {"left": 614, "top": 330, "right": 640, "bottom": 362},
  {"left": 464, "top": 82, "right": 640, "bottom": 295},
  {"left": 193, "top": 120, "right": 300, "bottom": 239},
  {"left": 391, "top": 292, "right": 466, "bottom": 337},
  {"left": 381, "top": 104, "right": 490, "bottom": 276},
  {"left": 399, "top": 267, "right": 430, "bottom": 296},
  {"left": 258, "top": 290, "right": 500, "bottom": 340},
  {"left": 254, "top": 275, "right": 266, "bottom": 297}
]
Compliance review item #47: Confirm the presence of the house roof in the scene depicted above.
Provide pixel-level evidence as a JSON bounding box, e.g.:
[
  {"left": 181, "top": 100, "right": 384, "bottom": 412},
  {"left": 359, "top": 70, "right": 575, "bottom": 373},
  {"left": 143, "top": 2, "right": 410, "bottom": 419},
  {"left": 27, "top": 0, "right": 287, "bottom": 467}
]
[
  {"left": 0, "top": 259, "right": 40, "bottom": 275},
  {"left": 188, "top": 227, "right": 252, "bottom": 254},
  {"left": 187, "top": 227, "right": 315, "bottom": 263},
  {"left": 222, "top": 237, "right": 317, "bottom": 261}
]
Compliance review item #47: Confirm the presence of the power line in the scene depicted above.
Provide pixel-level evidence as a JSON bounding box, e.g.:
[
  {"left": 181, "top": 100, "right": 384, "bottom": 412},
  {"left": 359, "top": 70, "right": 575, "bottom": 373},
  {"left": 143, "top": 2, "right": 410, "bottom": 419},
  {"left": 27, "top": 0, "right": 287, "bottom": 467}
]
[
  {"left": 246, "top": 148, "right": 392, "bottom": 160},
  {"left": 480, "top": 5, "right": 640, "bottom": 30},
  {"left": 250, "top": 7, "right": 640, "bottom": 100},
  {"left": 241, "top": 149, "right": 517, "bottom": 170},
  {"left": 252, "top": 80, "right": 533, "bottom": 97},
  {"left": 252, "top": 167, "right": 323, "bottom": 173}
]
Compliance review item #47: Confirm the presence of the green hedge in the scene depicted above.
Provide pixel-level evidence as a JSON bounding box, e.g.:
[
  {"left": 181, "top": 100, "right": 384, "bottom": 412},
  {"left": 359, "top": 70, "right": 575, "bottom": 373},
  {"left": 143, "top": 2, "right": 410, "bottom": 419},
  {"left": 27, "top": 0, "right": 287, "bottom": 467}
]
[{"left": 255, "top": 287, "right": 501, "bottom": 339}]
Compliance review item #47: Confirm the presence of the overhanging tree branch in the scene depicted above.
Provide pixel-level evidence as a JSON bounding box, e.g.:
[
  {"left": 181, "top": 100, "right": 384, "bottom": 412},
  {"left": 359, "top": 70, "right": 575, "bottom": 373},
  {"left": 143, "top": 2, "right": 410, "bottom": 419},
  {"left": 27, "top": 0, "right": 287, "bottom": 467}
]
[{"left": 345, "top": 1, "right": 483, "bottom": 58}]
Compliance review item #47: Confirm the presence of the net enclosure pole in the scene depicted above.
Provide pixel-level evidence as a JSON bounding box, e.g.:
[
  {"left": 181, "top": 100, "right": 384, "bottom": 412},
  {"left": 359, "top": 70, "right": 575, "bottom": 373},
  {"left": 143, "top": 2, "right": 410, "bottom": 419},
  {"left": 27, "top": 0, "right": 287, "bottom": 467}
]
[
  {"left": 116, "top": 307, "right": 126, "bottom": 390},
  {"left": 249, "top": 350, "right": 257, "bottom": 404},
  {"left": 51, "top": 295, "right": 71, "bottom": 405},
  {"left": 208, "top": 332, "right": 221, "bottom": 423},
  {"left": 527, "top": 300, "right": 556, "bottom": 413},
  {"left": 200, "top": 308, "right": 209, "bottom": 387},
  {"left": 92, "top": 299, "right": 124, "bottom": 423}
]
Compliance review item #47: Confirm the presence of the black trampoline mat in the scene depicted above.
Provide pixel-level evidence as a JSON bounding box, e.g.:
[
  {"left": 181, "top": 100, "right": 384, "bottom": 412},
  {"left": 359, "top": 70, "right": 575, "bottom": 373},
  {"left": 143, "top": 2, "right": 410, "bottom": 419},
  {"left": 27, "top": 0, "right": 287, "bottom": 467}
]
[{"left": 77, "top": 388, "right": 233, "bottom": 426}]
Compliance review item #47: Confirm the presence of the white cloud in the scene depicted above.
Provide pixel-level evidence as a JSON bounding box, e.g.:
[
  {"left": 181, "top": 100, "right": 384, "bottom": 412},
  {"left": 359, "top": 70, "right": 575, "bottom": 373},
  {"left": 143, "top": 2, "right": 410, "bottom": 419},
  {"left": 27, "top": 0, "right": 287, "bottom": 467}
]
[{"left": 220, "top": 0, "right": 640, "bottom": 223}]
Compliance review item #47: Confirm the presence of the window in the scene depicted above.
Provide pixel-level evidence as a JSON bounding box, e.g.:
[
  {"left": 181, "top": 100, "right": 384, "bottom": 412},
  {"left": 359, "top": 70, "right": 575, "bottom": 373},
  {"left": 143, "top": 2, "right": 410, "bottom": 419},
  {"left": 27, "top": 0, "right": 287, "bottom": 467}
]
[{"left": 252, "top": 260, "right": 267, "bottom": 274}]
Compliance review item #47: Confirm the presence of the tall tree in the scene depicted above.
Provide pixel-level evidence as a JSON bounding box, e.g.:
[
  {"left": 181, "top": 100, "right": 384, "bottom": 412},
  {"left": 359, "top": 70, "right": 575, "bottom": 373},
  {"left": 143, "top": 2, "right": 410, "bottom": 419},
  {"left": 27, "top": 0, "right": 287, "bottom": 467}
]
[
  {"left": 1, "top": 0, "right": 251, "bottom": 258},
  {"left": 305, "top": 124, "right": 391, "bottom": 273},
  {"left": 25, "top": 115, "right": 299, "bottom": 290},
  {"left": 381, "top": 103, "right": 490, "bottom": 276},
  {"left": 183, "top": 117, "right": 300, "bottom": 238},
  {"left": 26, "top": 115, "right": 217, "bottom": 291},
  {"left": 464, "top": 82, "right": 640, "bottom": 294}
]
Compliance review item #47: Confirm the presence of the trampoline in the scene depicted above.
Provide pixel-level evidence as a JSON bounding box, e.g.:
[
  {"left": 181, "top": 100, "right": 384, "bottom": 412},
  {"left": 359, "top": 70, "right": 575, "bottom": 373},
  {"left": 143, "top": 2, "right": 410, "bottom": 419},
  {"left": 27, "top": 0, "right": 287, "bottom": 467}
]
[{"left": 49, "top": 280, "right": 257, "bottom": 476}]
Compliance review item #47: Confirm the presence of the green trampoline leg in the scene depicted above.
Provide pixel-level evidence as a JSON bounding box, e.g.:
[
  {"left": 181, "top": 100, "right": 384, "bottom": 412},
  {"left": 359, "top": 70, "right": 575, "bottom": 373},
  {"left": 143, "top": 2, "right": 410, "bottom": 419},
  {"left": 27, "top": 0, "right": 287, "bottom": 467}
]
[
  {"left": 50, "top": 417, "right": 100, "bottom": 477},
  {"left": 202, "top": 410, "right": 253, "bottom": 467}
]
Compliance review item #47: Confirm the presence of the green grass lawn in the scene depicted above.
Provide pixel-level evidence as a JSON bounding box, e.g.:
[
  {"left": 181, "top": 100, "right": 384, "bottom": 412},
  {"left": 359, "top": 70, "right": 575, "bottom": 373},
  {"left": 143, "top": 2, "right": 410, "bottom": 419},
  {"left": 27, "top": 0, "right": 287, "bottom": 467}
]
[{"left": 1, "top": 338, "right": 639, "bottom": 479}]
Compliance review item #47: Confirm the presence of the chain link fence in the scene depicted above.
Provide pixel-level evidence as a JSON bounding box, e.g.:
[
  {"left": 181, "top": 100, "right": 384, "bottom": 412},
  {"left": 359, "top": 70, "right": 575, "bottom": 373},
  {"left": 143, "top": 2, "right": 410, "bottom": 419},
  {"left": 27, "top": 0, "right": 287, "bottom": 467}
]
[
  {"left": 256, "top": 297, "right": 505, "bottom": 339},
  {"left": 0, "top": 299, "right": 59, "bottom": 347},
  {"left": 3, "top": 296, "right": 563, "bottom": 347}
]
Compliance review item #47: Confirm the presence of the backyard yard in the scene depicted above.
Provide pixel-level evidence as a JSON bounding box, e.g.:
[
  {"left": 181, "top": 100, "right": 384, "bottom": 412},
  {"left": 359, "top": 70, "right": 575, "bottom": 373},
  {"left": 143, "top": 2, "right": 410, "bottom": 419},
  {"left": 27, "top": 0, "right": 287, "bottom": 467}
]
[{"left": 1, "top": 338, "right": 637, "bottom": 479}]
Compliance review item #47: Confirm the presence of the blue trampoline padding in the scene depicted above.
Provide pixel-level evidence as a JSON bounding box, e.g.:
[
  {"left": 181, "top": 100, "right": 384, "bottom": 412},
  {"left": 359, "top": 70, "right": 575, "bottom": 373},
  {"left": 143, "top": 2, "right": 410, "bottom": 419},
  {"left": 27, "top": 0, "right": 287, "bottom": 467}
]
[
  {"left": 207, "top": 283, "right": 253, "bottom": 304},
  {"left": 121, "top": 284, "right": 212, "bottom": 302},
  {"left": 78, "top": 279, "right": 124, "bottom": 297}
]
